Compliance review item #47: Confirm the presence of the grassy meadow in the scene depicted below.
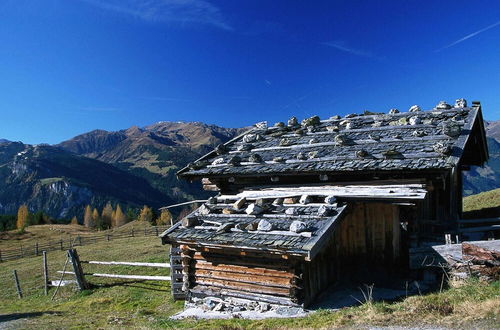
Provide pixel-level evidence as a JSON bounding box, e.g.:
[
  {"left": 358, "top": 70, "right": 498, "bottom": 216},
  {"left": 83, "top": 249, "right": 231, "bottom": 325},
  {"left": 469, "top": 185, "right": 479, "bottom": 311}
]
[{"left": 0, "top": 229, "right": 498, "bottom": 328}]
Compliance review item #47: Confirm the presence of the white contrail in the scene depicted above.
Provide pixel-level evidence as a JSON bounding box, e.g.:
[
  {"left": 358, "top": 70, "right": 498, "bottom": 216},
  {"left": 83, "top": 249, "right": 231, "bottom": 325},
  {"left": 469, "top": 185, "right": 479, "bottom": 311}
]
[{"left": 436, "top": 20, "right": 500, "bottom": 52}]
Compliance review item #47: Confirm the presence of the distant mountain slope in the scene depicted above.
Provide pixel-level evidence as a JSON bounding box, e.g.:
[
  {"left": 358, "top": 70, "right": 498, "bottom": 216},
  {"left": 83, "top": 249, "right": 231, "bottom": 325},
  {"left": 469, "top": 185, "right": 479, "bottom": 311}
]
[
  {"left": 57, "top": 122, "right": 247, "bottom": 201},
  {"left": 462, "top": 120, "right": 500, "bottom": 196},
  {"left": 0, "top": 139, "right": 10, "bottom": 144},
  {"left": 0, "top": 142, "right": 173, "bottom": 218},
  {"left": 485, "top": 120, "right": 500, "bottom": 142}
]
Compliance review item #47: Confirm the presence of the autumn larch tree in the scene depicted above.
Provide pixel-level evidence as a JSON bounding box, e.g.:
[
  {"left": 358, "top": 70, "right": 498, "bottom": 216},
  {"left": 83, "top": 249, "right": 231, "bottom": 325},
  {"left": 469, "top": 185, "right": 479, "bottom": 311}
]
[
  {"left": 113, "top": 204, "right": 127, "bottom": 227},
  {"left": 139, "top": 205, "right": 153, "bottom": 223},
  {"left": 157, "top": 209, "right": 172, "bottom": 226},
  {"left": 92, "top": 208, "right": 101, "bottom": 229},
  {"left": 83, "top": 205, "right": 95, "bottom": 228},
  {"left": 101, "top": 202, "right": 114, "bottom": 229},
  {"left": 70, "top": 216, "right": 79, "bottom": 225},
  {"left": 16, "top": 204, "right": 29, "bottom": 230}
]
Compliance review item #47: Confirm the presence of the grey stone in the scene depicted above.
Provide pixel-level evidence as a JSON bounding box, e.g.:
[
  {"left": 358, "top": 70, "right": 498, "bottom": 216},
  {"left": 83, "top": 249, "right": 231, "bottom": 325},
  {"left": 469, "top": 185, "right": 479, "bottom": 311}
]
[
  {"left": 297, "top": 152, "right": 307, "bottom": 160},
  {"left": 257, "top": 219, "right": 273, "bottom": 231},
  {"left": 207, "top": 196, "right": 218, "bottom": 205},
  {"left": 408, "top": 105, "right": 421, "bottom": 112},
  {"left": 249, "top": 153, "right": 263, "bottom": 163},
  {"left": 318, "top": 205, "right": 331, "bottom": 217},
  {"left": 435, "top": 101, "right": 452, "bottom": 110},
  {"left": 290, "top": 220, "right": 307, "bottom": 233},
  {"left": 254, "top": 121, "right": 268, "bottom": 129},
  {"left": 211, "top": 158, "right": 224, "bottom": 165},
  {"left": 299, "top": 195, "right": 311, "bottom": 204},
  {"left": 213, "top": 302, "right": 224, "bottom": 311},
  {"left": 288, "top": 116, "right": 298, "bottom": 127},
  {"left": 455, "top": 98, "right": 467, "bottom": 108},
  {"left": 237, "top": 143, "right": 253, "bottom": 151},
  {"left": 246, "top": 203, "right": 263, "bottom": 215},
  {"left": 441, "top": 121, "right": 461, "bottom": 137},
  {"left": 258, "top": 302, "right": 270, "bottom": 312},
  {"left": 273, "top": 198, "right": 284, "bottom": 205},
  {"left": 233, "top": 198, "right": 246, "bottom": 210},
  {"left": 228, "top": 156, "right": 241, "bottom": 166},
  {"left": 324, "top": 195, "right": 337, "bottom": 204},
  {"left": 409, "top": 116, "right": 421, "bottom": 125},
  {"left": 389, "top": 108, "right": 400, "bottom": 114},
  {"left": 279, "top": 138, "right": 292, "bottom": 146},
  {"left": 198, "top": 204, "right": 211, "bottom": 215},
  {"left": 216, "top": 222, "right": 234, "bottom": 233},
  {"left": 301, "top": 115, "right": 321, "bottom": 127},
  {"left": 285, "top": 208, "right": 298, "bottom": 215}
]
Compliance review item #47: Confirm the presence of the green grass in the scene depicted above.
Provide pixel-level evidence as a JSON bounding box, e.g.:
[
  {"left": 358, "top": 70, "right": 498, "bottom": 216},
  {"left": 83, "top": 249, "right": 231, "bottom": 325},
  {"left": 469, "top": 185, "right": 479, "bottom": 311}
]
[
  {"left": 1, "top": 234, "right": 499, "bottom": 329},
  {"left": 463, "top": 188, "right": 500, "bottom": 218}
]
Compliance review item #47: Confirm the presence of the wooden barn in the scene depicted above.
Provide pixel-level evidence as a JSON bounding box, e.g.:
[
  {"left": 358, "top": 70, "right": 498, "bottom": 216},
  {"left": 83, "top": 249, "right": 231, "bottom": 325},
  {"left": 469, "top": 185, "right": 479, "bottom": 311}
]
[{"left": 161, "top": 99, "right": 490, "bottom": 308}]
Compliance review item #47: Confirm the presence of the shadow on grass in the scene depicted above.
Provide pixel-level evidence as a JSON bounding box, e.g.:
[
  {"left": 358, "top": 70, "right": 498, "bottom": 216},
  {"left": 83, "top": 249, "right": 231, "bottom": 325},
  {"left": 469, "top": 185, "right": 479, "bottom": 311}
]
[{"left": 0, "top": 311, "right": 63, "bottom": 323}]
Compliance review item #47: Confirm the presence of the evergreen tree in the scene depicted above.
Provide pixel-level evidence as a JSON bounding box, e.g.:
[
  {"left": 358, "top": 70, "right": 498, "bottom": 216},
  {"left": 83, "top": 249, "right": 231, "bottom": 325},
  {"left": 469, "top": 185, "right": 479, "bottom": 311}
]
[
  {"left": 157, "top": 209, "right": 172, "bottom": 225},
  {"left": 114, "top": 204, "right": 127, "bottom": 227},
  {"left": 139, "top": 205, "right": 153, "bottom": 223},
  {"left": 83, "top": 205, "right": 94, "bottom": 228},
  {"left": 16, "top": 205, "right": 29, "bottom": 230},
  {"left": 70, "top": 216, "right": 79, "bottom": 225},
  {"left": 32, "top": 211, "right": 44, "bottom": 225},
  {"left": 101, "top": 202, "right": 114, "bottom": 229},
  {"left": 126, "top": 207, "right": 138, "bottom": 222}
]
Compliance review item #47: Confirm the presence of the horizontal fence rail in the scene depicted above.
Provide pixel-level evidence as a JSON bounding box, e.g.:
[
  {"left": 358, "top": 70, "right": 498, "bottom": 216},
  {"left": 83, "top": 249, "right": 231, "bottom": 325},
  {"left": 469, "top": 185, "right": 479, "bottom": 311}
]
[{"left": 0, "top": 226, "right": 170, "bottom": 262}]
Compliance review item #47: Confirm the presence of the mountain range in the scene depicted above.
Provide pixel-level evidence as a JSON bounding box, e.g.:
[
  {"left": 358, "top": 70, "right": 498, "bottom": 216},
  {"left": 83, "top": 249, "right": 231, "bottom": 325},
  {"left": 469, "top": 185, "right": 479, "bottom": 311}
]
[{"left": 0, "top": 120, "right": 498, "bottom": 219}]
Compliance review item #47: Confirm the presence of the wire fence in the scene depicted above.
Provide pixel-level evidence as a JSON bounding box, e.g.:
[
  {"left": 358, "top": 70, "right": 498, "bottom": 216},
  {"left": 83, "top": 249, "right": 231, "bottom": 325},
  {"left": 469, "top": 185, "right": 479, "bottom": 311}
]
[{"left": 0, "top": 225, "right": 170, "bottom": 262}]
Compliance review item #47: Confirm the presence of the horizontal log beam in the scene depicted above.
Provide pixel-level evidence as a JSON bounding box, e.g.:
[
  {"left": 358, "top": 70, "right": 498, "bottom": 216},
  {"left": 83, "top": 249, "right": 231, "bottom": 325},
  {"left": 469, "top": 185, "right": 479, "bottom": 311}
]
[
  {"left": 59, "top": 271, "right": 170, "bottom": 281},
  {"left": 84, "top": 261, "right": 171, "bottom": 268},
  {"left": 193, "top": 259, "right": 295, "bottom": 278},
  {"left": 193, "top": 269, "right": 294, "bottom": 287},
  {"left": 192, "top": 277, "right": 291, "bottom": 296}
]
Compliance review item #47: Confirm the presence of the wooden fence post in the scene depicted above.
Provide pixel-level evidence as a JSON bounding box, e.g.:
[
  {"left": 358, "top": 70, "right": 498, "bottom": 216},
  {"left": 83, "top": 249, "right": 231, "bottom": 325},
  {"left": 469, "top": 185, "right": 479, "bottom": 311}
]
[
  {"left": 131, "top": 229, "right": 134, "bottom": 237},
  {"left": 155, "top": 227, "right": 159, "bottom": 236},
  {"left": 35, "top": 242, "right": 39, "bottom": 256},
  {"left": 13, "top": 270, "right": 22, "bottom": 299},
  {"left": 68, "top": 249, "right": 89, "bottom": 291},
  {"left": 43, "top": 251, "right": 49, "bottom": 295},
  {"left": 0, "top": 250, "right": 2, "bottom": 262},
  {"left": 60, "top": 239, "right": 63, "bottom": 251},
  {"left": 144, "top": 228, "right": 147, "bottom": 236}
]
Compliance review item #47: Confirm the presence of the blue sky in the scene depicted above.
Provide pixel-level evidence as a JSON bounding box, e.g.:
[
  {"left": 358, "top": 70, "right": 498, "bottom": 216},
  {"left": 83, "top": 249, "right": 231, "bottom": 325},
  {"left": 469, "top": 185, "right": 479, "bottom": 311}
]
[{"left": 1, "top": 0, "right": 500, "bottom": 144}]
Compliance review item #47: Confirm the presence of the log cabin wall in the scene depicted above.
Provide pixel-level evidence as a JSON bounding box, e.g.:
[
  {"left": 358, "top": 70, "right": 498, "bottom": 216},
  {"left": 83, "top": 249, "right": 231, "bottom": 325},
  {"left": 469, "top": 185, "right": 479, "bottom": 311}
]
[{"left": 182, "top": 247, "right": 302, "bottom": 306}]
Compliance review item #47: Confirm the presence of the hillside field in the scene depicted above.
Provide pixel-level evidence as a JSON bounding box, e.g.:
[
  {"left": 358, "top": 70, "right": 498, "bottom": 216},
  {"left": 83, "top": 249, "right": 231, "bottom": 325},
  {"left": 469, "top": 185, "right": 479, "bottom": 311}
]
[{"left": 0, "top": 229, "right": 498, "bottom": 329}]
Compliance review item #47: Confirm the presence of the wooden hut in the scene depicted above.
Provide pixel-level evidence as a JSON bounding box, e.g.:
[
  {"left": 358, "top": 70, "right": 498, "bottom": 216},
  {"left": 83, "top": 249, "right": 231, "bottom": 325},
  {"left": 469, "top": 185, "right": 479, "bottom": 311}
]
[{"left": 161, "top": 99, "right": 490, "bottom": 307}]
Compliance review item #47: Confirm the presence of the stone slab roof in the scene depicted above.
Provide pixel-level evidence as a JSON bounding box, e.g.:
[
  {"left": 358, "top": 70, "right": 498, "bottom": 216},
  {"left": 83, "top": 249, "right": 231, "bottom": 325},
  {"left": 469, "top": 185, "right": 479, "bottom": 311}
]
[
  {"left": 178, "top": 99, "right": 487, "bottom": 179},
  {"left": 161, "top": 195, "right": 348, "bottom": 260}
]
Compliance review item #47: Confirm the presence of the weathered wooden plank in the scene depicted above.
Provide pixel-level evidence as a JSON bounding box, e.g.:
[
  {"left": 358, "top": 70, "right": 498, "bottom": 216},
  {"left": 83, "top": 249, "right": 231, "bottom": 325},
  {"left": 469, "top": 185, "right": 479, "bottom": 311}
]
[
  {"left": 193, "top": 260, "right": 295, "bottom": 278},
  {"left": 218, "top": 184, "right": 427, "bottom": 200},
  {"left": 85, "top": 261, "right": 170, "bottom": 268},
  {"left": 192, "top": 277, "right": 291, "bottom": 296},
  {"left": 194, "top": 269, "right": 294, "bottom": 287}
]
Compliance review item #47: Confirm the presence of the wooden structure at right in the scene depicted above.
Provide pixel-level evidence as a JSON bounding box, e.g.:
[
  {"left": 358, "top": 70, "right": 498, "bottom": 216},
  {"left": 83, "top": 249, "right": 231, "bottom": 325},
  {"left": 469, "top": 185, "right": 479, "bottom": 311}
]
[{"left": 161, "top": 99, "right": 493, "bottom": 307}]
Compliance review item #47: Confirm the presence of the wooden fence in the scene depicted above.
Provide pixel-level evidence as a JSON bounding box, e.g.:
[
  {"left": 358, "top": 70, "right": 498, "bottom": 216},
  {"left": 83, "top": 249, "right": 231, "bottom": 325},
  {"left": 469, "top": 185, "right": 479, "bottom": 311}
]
[{"left": 0, "top": 226, "right": 170, "bottom": 262}]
